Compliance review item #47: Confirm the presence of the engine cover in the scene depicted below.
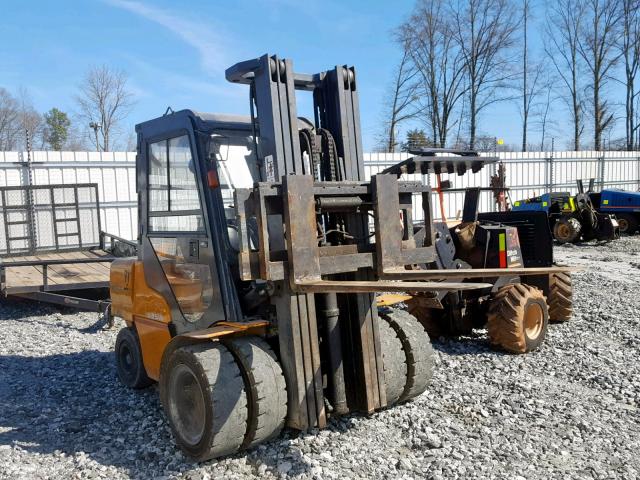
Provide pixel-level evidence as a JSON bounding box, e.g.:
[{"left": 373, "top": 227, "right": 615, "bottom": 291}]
[{"left": 453, "top": 223, "right": 524, "bottom": 269}]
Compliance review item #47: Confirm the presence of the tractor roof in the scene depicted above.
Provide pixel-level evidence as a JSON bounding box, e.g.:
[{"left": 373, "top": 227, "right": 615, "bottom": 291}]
[{"left": 381, "top": 148, "right": 498, "bottom": 176}]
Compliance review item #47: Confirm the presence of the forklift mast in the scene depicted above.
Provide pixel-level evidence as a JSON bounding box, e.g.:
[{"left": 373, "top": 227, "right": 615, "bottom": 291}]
[{"left": 225, "top": 54, "right": 380, "bottom": 428}]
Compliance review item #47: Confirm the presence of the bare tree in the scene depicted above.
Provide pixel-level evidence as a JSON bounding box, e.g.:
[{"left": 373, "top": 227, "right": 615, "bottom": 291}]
[
  {"left": 618, "top": 0, "right": 640, "bottom": 150},
  {"left": 544, "top": 0, "right": 586, "bottom": 151},
  {"left": 451, "top": 0, "right": 519, "bottom": 149},
  {"left": 520, "top": 0, "right": 544, "bottom": 151},
  {"left": 578, "top": 0, "right": 623, "bottom": 151},
  {"left": 534, "top": 75, "right": 559, "bottom": 151},
  {"left": 378, "top": 41, "right": 421, "bottom": 152},
  {"left": 402, "top": 0, "right": 467, "bottom": 147},
  {"left": 0, "top": 88, "right": 20, "bottom": 150},
  {"left": 16, "top": 87, "right": 44, "bottom": 150},
  {"left": 76, "top": 65, "right": 135, "bottom": 152}
]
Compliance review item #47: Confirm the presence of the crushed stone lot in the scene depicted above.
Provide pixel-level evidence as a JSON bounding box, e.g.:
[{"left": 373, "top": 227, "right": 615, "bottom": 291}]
[{"left": 1, "top": 238, "right": 639, "bottom": 480}]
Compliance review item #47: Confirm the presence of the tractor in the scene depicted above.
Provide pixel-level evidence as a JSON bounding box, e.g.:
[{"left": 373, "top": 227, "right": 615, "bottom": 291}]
[
  {"left": 382, "top": 152, "right": 575, "bottom": 350},
  {"left": 512, "top": 180, "right": 618, "bottom": 243}
]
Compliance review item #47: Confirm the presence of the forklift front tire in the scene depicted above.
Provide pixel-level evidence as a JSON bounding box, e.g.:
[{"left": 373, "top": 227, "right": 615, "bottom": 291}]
[
  {"left": 378, "top": 315, "right": 408, "bottom": 406},
  {"left": 487, "top": 284, "right": 549, "bottom": 354},
  {"left": 380, "top": 309, "right": 434, "bottom": 402},
  {"left": 160, "top": 343, "right": 248, "bottom": 461},
  {"left": 223, "top": 336, "right": 287, "bottom": 450},
  {"left": 115, "top": 327, "right": 153, "bottom": 389}
]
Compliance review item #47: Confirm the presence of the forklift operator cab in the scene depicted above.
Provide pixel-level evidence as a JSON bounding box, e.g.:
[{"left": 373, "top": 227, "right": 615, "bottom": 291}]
[{"left": 123, "top": 111, "right": 258, "bottom": 336}]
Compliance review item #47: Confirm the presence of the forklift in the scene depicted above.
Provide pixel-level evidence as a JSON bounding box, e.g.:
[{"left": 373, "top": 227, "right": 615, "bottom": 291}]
[{"left": 110, "top": 54, "right": 574, "bottom": 460}]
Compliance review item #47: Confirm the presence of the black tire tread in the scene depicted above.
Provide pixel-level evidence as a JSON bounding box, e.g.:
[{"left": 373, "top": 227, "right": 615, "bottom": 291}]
[
  {"left": 224, "top": 336, "right": 287, "bottom": 449},
  {"left": 377, "top": 316, "right": 407, "bottom": 406},
  {"left": 115, "top": 327, "right": 153, "bottom": 389},
  {"left": 379, "top": 309, "right": 434, "bottom": 402},
  {"left": 162, "top": 343, "right": 248, "bottom": 461}
]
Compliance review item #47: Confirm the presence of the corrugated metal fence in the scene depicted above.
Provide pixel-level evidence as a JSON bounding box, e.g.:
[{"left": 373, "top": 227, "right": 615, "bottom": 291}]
[
  {"left": 0, "top": 151, "right": 137, "bottom": 241},
  {"left": 364, "top": 150, "right": 640, "bottom": 222},
  {"left": 2, "top": 150, "right": 639, "bottom": 241}
]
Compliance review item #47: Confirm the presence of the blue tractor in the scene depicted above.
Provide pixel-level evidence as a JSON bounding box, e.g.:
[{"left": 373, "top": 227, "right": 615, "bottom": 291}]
[
  {"left": 588, "top": 184, "right": 640, "bottom": 234},
  {"left": 512, "top": 180, "right": 619, "bottom": 243}
]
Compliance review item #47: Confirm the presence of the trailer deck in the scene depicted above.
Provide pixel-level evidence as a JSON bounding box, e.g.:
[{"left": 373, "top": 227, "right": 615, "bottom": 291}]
[
  {"left": 0, "top": 249, "right": 111, "bottom": 294},
  {"left": 0, "top": 183, "right": 136, "bottom": 324}
]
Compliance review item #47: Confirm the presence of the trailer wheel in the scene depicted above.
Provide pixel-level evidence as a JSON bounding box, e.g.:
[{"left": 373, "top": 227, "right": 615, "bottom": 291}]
[
  {"left": 406, "top": 295, "right": 445, "bottom": 338},
  {"left": 487, "top": 284, "right": 549, "bottom": 354},
  {"left": 553, "top": 216, "right": 582, "bottom": 243},
  {"left": 377, "top": 315, "right": 408, "bottom": 405},
  {"left": 616, "top": 213, "right": 638, "bottom": 234},
  {"left": 160, "top": 343, "right": 248, "bottom": 461},
  {"left": 115, "top": 327, "right": 153, "bottom": 389},
  {"left": 379, "top": 309, "right": 434, "bottom": 402},
  {"left": 548, "top": 272, "right": 573, "bottom": 322},
  {"left": 224, "top": 336, "right": 287, "bottom": 450}
]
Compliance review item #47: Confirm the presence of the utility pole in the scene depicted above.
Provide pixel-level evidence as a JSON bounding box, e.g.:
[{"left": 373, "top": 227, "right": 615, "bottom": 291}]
[{"left": 89, "top": 122, "right": 102, "bottom": 152}]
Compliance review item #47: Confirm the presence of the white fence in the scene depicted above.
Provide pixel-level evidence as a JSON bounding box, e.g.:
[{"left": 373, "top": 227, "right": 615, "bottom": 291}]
[
  {"left": 2, "top": 150, "right": 640, "bottom": 241},
  {"left": 0, "top": 151, "right": 138, "bottom": 241},
  {"left": 365, "top": 150, "right": 640, "bottom": 222}
]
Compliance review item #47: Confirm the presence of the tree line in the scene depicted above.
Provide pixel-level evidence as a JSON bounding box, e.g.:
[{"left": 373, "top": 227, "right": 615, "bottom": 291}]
[
  {"left": 0, "top": 65, "right": 134, "bottom": 152},
  {"left": 379, "top": 0, "right": 640, "bottom": 152}
]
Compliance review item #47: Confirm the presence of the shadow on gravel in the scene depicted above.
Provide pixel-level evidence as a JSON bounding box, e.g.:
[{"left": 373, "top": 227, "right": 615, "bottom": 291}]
[
  {"left": 0, "top": 350, "right": 314, "bottom": 478},
  {"left": 0, "top": 297, "right": 108, "bottom": 334}
]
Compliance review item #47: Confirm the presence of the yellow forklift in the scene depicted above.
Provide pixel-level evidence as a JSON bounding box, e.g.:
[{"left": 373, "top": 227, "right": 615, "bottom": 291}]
[{"left": 110, "top": 54, "right": 573, "bottom": 460}]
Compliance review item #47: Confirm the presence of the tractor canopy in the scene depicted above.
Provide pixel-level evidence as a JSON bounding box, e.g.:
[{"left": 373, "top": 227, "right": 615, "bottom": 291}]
[{"left": 381, "top": 148, "right": 498, "bottom": 177}]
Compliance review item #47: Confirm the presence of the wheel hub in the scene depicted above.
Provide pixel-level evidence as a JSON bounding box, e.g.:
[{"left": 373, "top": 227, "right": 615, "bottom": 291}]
[
  {"left": 168, "top": 364, "right": 206, "bottom": 446},
  {"left": 524, "top": 302, "right": 543, "bottom": 340},
  {"left": 119, "top": 344, "right": 134, "bottom": 374},
  {"left": 557, "top": 223, "right": 571, "bottom": 240},
  {"left": 618, "top": 218, "right": 629, "bottom": 232}
]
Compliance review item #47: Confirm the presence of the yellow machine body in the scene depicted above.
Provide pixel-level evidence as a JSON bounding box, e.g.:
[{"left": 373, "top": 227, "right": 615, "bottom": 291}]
[{"left": 110, "top": 258, "right": 267, "bottom": 381}]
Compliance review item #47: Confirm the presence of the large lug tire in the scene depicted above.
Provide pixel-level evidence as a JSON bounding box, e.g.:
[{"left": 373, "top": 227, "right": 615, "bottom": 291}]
[
  {"left": 115, "top": 327, "right": 153, "bottom": 389},
  {"left": 377, "top": 315, "right": 408, "bottom": 406},
  {"left": 224, "top": 336, "right": 287, "bottom": 450},
  {"left": 487, "top": 284, "right": 549, "bottom": 354},
  {"left": 548, "top": 272, "right": 573, "bottom": 322},
  {"left": 553, "top": 216, "right": 582, "bottom": 243},
  {"left": 379, "top": 309, "right": 434, "bottom": 403},
  {"left": 160, "top": 343, "right": 248, "bottom": 461},
  {"left": 616, "top": 213, "right": 638, "bottom": 234},
  {"left": 406, "top": 295, "right": 445, "bottom": 338}
]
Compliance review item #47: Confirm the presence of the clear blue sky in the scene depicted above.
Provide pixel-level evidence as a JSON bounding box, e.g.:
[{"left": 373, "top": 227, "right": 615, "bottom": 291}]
[{"left": 0, "top": 0, "right": 624, "bottom": 151}]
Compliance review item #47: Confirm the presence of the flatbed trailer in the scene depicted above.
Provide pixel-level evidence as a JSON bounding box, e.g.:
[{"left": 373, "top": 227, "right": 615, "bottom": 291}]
[{"left": 0, "top": 183, "right": 135, "bottom": 325}]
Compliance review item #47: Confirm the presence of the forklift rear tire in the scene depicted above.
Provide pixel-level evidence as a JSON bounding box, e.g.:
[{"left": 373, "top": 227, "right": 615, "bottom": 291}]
[
  {"left": 224, "top": 336, "right": 287, "bottom": 450},
  {"left": 487, "top": 284, "right": 549, "bottom": 354},
  {"left": 160, "top": 343, "right": 248, "bottom": 461},
  {"left": 377, "top": 315, "right": 408, "bottom": 405},
  {"left": 115, "top": 327, "right": 153, "bottom": 389},
  {"left": 553, "top": 217, "right": 582, "bottom": 243},
  {"left": 616, "top": 213, "right": 638, "bottom": 234},
  {"left": 379, "top": 309, "right": 434, "bottom": 402},
  {"left": 548, "top": 272, "right": 573, "bottom": 322}
]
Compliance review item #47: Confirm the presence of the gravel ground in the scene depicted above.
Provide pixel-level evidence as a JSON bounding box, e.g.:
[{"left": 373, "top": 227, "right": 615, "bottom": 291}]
[{"left": 1, "top": 238, "right": 639, "bottom": 480}]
